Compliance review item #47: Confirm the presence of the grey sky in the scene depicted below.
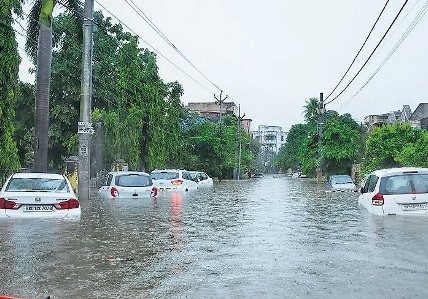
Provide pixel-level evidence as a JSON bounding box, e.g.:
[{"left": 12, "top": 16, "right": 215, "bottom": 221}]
[{"left": 17, "top": 0, "right": 428, "bottom": 131}]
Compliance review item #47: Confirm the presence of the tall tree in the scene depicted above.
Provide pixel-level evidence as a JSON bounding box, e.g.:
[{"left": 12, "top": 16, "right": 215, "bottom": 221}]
[
  {"left": 0, "top": 0, "right": 22, "bottom": 174},
  {"left": 303, "top": 97, "right": 319, "bottom": 125},
  {"left": 25, "top": 0, "right": 82, "bottom": 172}
]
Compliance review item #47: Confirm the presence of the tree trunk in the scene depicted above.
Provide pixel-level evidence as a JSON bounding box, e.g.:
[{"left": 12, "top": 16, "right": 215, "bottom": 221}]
[{"left": 33, "top": 24, "right": 52, "bottom": 172}]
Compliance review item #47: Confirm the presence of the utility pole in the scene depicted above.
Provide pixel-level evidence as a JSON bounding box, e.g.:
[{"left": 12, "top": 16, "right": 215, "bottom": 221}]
[
  {"left": 214, "top": 91, "right": 228, "bottom": 180},
  {"left": 78, "top": 0, "right": 94, "bottom": 200},
  {"left": 317, "top": 92, "right": 325, "bottom": 184},
  {"left": 237, "top": 104, "right": 245, "bottom": 180}
]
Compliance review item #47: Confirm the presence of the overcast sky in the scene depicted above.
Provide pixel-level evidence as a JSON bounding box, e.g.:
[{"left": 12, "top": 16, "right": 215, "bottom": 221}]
[{"left": 17, "top": 0, "right": 428, "bottom": 131}]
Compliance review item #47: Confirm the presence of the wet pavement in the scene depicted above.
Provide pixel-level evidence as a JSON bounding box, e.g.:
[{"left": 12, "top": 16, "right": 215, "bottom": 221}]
[{"left": 1, "top": 175, "right": 428, "bottom": 298}]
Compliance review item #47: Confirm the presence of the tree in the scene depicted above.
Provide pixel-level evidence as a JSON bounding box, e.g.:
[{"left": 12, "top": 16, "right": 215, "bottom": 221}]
[
  {"left": 363, "top": 123, "right": 424, "bottom": 174},
  {"left": 303, "top": 97, "right": 319, "bottom": 125},
  {"left": 25, "top": 0, "right": 82, "bottom": 172},
  {"left": 0, "top": 0, "right": 22, "bottom": 174},
  {"left": 274, "top": 123, "right": 310, "bottom": 172}
]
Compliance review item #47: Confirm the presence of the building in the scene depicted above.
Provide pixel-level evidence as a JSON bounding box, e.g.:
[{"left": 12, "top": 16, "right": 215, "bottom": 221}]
[
  {"left": 252, "top": 125, "right": 287, "bottom": 154},
  {"left": 186, "top": 101, "right": 238, "bottom": 123},
  {"left": 186, "top": 101, "right": 252, "bottom": 132},
  {"left": 364, "top": 105, "right": 413, "bottom": 130},
  {"left": 409, "top": 103, "right": 428, "bottom": 129}
]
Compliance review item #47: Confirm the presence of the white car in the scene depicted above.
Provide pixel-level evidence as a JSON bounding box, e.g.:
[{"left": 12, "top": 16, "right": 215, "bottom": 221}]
[
  {"left": 0, "top": 172, "right": 81, "bottom": 219},
  {"left": 326, "top": 174, "right": 357, "bottom": 192},
  {"left": 359, "top": 167, "right": 428, "bottom": 216},
  {"left": 189, "top": 171, "right": 214, "bottom": 188},
  {"left": 150, "top": 169, "right": 198, "bottom": 192},
  {"left": 98, "top": 171, "right": 157, "bottom": 199}
]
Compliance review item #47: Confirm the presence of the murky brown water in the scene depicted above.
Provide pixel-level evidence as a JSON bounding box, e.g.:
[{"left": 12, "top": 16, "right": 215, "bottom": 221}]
[{"left": 1, "top": 175, "right": 428, "bottom": 298}]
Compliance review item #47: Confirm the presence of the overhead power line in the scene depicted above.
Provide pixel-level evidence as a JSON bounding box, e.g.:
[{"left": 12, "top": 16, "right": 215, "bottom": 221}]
[
  {"left": 337, "top": 0, "right": 428, "bottom": 111},
  {"left": 94, "top": 0, "right": 215, "bottom": 95},
  {"left": 325, "top": 0, "right": 409, "bottom": 106},
  {"left": 325, "top": 0, "right": 390, "bottom": 101},
  {"left": 123, "top": 0, "right": 223, "bottom": 92}
]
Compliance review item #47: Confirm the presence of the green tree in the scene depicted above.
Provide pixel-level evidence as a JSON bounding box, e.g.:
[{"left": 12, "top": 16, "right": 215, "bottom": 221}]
[
  {"left": 0, "top": 0, "right": 22, "bottom": 174},
  {"left": 363, "top": 123, "right": 422, "bottom": 173},
  {"left": 25, "top": 0, "right": 82, "bottom": 172},
  {"left": 303, "top": 97, "right": 319, "bottom": 125},
  {"left": 274, "top": 123, "right": 310, "bottom": 172},
  {"left": 396, "top": 130, "right": 428, "bottom": 167}
]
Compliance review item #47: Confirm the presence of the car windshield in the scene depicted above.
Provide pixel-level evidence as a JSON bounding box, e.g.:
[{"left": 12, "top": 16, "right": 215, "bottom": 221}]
[
  {"left": 115, "top": 174, "right": 151, "bottom": 187},
  {"left": 150, "top": 172, "right": 179, "bottom": 180},
  {"left": 332, "top": 175, "right": 353, "bottom": 184},
  {"left": 5, "top": 178, "right": 69, "bottom": 192}
]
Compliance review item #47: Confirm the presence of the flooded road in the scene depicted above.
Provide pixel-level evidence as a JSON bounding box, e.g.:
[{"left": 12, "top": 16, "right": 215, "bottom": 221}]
[{"left": 1, "top": 175, "right": 428, "bottom": 298}]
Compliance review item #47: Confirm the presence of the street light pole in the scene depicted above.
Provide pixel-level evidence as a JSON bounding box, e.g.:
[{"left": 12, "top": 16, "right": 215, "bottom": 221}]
[{"left": 78, "top": 0, "right": 94, "bottom": 200}]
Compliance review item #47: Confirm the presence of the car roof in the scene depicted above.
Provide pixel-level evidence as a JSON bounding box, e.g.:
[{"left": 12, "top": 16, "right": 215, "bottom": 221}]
[
  {"left": 10, "top": 172, "right": 65, "bottom": 179},
  {"left": 370, "top": 167, "right": 428, "bottom": 177},
  {"left": 108, "top": 171, "right": 150, "bottom": 176},
  {"left": 151, "top": 169, "right": 186, "bottom": 172},
  {"left": 330, "top": 174, "right": 352, "bottom": 178}
]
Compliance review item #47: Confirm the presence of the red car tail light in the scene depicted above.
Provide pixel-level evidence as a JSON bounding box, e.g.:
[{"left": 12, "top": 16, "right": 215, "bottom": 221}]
[
  {"left": 0, "top": 198, "right": 22, "bottom": 209},
  {"left": 110, "top": 187, "right": 119, "bottom": 197},
  {"left": 171, "top": 179, "right": 183, "bottom": 186},
  {"left": 54, "top": 198, "right": 80, "bottom": 210},
  {"left": 372, "top": 193, "right": 384, "bottom": 206}
]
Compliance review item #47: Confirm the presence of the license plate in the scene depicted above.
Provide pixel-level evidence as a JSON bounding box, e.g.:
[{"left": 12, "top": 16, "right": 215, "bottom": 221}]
[
  {"left": 402, "top": 203, "right": 428, "bottom": 211},
  {"left": 24, "top": 205, "right": 54, "bottom": 212}
]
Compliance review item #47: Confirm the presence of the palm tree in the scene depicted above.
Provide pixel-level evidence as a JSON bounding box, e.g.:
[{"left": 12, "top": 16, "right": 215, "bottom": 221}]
[
  {"left": 25, "top": 0, "right": 82, "bottom": 172},
  {"left": 303, "top": 98, "right": 319, "bottom": 125}
]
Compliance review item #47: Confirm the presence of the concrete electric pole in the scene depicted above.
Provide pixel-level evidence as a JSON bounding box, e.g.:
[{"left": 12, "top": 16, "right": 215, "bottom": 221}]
[
  {"left": 214, "top": 91, "right": 228, "bottom": 180},
  {"left": 78, "top": 0, "right": 94, "bottom": 200},
  {"left": 317, "top": 92, "right": 325, "bottom": 184}
]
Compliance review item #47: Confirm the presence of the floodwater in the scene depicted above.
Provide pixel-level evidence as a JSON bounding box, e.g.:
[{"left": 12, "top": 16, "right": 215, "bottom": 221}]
[{"left": 1, "top": 175, "right": 428, "bottom": 299}]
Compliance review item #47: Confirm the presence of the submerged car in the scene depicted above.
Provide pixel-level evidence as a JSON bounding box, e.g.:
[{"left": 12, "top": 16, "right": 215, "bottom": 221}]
[
  {"left": 0, "top": 172, "right": 81, "bottom": 219},
  {"left": 98, "top": 171, "right": 157, "bottom": 199},
  {"left": 188, "top": 171, "right": 214, "bottom": 187},
  {"left": 150, "top": 169, "right": 198, "bottom": 192},
  {"left": 326, "top": 174, "right": 357, "bottom": 192},
  {"left": 359, "top": 167, "right": 428, "bottom": 216}
]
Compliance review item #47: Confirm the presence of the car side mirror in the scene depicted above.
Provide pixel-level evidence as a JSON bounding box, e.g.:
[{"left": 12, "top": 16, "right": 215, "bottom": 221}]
[{"left": 360, "top": 186, "right": 367, "bottom": 194}]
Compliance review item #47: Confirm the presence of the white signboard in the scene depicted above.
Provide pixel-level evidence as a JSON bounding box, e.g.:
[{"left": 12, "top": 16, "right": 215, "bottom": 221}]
[{"left": 78, "top": 122, "right": 94, "bottom": 134}]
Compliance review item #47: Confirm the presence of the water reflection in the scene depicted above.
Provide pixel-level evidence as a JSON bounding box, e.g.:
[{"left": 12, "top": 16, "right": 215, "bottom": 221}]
[{"left": 1, "top": 177, "right": 428, "bottom": 298}]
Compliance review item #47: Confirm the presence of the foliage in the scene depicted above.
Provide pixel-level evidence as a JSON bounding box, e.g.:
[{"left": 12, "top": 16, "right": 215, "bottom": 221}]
[
  {"left": 274, "top": 123, "right": 310, "bottom": 172},
  {"left": 0, "top": 0, "right": 22, "bottom": 173},
  {"left": 362, "top": 123, "right": 425, "bottom": 174},
  {"left": 396, "top": 131, "right": 428, "bottom": 167},
  {"left": 303, "top": 97, "right": 319, "bottom": 125}
]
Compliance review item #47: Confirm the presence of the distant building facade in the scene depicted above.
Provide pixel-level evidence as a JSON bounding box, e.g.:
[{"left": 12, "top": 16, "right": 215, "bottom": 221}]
[
  {"left": 252, "top": 125, "right": 287, "bottom": 154},
  {"left": 185, "top": 101, "right": 252, "bottom": 132},
  {"left": 364, "top": 105, "right": 413, "bottom": 130},
  {"left": 409, "top": 103, "right": 428, "bottom": 129}
]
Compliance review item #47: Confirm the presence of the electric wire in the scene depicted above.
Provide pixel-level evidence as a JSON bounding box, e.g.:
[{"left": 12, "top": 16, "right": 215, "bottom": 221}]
[
  {"left": 94, "top": 0, "right": 215, "bottom": 95},
  {"left": 325, "top": 0, "right": 409, "bottom": 106},
  {"left": 337, "top": 0, "right": 428, "bottom": 111},
  {"left": 123, "top": 0, "right": 223, "bottom": 92},
  {"left": 325, "top": 0, "right": 390, "bottom": 101}
]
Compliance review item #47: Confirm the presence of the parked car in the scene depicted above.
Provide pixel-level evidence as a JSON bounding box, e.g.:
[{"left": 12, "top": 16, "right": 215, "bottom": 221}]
[
  {"left": 326, "top": 174, "right": 357, "bottom": 192},
  {"left": 0, "top": 172, "right": 81, "bottom": 219},
  {"left": 150, "top": 169, "right": 198, "bottom": 192},
  {"left": 359, "top": 167, "right": 428, "bottom": 215},
  {"left": 98, "top": 171, "right": 157, "bottom": 199},
  {"left": 188, "top": 171, "right": 214, "bottom": 187}
]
